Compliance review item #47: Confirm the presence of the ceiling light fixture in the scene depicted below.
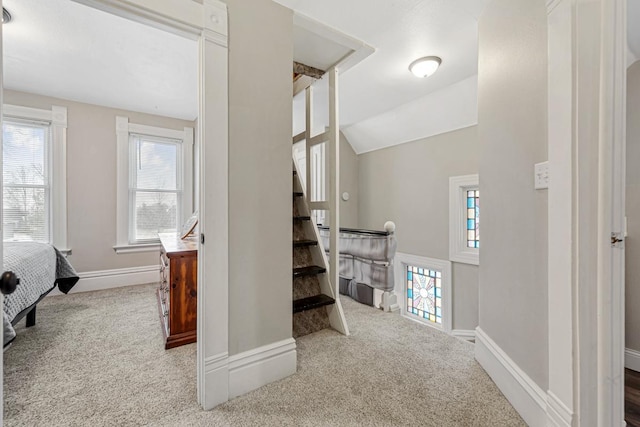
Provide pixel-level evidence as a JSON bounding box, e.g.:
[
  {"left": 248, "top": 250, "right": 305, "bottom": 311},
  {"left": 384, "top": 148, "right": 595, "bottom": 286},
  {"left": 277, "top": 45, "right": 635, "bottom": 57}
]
[
  {"left": 2, "top": 8, "right": 11, "bottom": 24},
  {"left": 409, "top": 56, "right": 441, "bottom": 78}
]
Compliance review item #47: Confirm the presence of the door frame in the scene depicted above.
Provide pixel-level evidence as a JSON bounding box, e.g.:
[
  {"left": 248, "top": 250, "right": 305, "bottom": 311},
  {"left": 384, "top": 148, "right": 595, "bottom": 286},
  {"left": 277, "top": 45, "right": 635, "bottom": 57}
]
[
  {"left": 0, "top": 0, "right": 5, "bottom": 422},
  {"left": 69, "top": 0, "right": 230, "bottom": 410},
  {"left": 547, "top": 0, "right": 626, "bottom": 425}
]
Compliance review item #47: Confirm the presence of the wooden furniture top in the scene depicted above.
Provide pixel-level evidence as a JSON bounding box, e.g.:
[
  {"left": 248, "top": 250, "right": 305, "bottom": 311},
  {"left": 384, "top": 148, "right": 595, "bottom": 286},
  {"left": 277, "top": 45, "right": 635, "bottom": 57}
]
[{"left": 158, "top": 232, "right": 198, "bottom": 257}]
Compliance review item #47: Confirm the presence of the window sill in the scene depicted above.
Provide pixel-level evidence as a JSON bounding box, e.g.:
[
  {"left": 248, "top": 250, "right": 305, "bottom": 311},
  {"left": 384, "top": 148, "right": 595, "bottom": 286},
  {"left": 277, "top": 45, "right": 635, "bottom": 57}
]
[
  {"left": 449, "top": 251, "right": 479, "bottom": 266},
  {"left": 113, "top": 243, "right": 161, "bottom": 254}
]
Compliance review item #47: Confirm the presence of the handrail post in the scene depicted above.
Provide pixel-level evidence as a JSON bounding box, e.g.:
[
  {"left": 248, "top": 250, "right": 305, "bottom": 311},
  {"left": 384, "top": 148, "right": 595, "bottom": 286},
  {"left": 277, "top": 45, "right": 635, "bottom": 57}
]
[
  {"left": 329, "top": 67, "right": 340, "bottom": 303},
  {"left": 381, "top": 221, "right": 399, "bottom": 312},
  {"left": 304, "top": 86, "right": 312, "bottom": 201}
]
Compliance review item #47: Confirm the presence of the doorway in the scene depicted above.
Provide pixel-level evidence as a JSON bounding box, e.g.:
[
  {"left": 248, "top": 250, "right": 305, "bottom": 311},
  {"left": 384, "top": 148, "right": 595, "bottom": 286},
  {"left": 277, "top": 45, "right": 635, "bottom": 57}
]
[{"left": 0, "top": 0, "right": 230, "bottom": 421}]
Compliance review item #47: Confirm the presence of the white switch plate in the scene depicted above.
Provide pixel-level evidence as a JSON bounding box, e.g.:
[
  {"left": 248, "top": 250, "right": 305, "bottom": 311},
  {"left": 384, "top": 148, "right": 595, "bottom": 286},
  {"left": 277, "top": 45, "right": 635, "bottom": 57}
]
[{"left": 535, "top": 161, "right": 549, "bottom": 189}]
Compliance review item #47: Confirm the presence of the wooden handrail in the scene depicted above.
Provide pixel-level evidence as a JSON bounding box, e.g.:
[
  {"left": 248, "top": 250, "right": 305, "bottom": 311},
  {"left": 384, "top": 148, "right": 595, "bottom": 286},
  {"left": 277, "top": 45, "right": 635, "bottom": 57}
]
[{"left": 317, "top": 226, "right": 392, "bottom": 237}]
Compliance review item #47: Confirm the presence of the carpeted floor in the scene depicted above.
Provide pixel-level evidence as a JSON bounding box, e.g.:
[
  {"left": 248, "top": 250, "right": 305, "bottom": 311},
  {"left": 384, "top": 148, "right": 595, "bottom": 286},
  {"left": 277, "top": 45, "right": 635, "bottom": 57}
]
[{"left": 4, "top": 284, "right": 525, "bottom": 426}]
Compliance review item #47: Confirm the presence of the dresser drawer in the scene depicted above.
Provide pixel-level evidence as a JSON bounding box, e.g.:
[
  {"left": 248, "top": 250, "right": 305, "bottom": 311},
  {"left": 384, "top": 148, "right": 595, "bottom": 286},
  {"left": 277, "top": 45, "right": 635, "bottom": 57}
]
[
  {"left": 157, "top": 232, "right": 198, "bottom": 349},
  {"left": 159, "top": 251, "right": 170, "bottom": 291},
  {"left": 168, "top": 254, "right": 197, "bottom": 335}
]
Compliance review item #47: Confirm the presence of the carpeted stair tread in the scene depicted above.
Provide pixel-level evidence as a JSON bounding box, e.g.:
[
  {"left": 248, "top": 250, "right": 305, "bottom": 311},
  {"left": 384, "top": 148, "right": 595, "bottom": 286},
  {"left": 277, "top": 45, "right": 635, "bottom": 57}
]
[
  {"left": 293, "top": 239, "right": 318, "bottom": 248},
  {"left": 291, "top": 168, "right": 332, "bottom": 338},
  {"left": 293, "top": 265, "right": 326, "bottom": 277},
  {"left": 293, "top": 294, "right": 335, "bottom": 313}
]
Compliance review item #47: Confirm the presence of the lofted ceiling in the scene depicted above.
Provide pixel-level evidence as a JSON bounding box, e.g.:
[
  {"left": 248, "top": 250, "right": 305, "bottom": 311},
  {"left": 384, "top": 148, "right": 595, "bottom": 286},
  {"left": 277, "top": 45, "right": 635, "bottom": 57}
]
[
  {"left": 4, "top": 0, "right": 487, "bottom": 153},
  {"left": 278, "top": 0, "right": 487, "bottom": 125},
  {"left": 7, "top": 1, "right": 638, "bottom": 155},
  {"left": 3, "top": 0, "right": 487, "bottom": 152},
  {"left": 289, "top": 0, "right": 640, "bottom": 153},
  {"left": 278, "top": 0, "right": 488, "bottom": 153}
]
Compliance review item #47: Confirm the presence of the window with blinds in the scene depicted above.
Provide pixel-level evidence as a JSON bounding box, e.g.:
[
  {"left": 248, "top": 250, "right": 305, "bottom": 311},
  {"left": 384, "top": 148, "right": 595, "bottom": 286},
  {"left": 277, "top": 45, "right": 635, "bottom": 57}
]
[
  {"left": 3, "top": 119, "right": 51, "bottom": 242},
  {"left": 129, "top": 133, "right": 182, "bottom": 243}
]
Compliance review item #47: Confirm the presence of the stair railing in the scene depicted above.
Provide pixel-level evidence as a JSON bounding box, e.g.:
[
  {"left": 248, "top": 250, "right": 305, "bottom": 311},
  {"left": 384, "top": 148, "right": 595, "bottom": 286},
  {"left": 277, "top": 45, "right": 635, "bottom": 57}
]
[
  {"left": 292, "top": 67, "right": 349, "bottom": 336},
  {"left": 318, "top": 223, "right": 400, "bottom": 312}
]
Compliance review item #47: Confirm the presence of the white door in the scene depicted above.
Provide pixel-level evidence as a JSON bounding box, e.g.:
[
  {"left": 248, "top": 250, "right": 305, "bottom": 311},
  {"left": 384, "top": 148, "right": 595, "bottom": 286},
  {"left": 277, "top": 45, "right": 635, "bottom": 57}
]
[
  {"left": 1, "top": 0, "right": 5, "bottom": 421},
  {"left": 599, "top": 0, "right": 627, "bottom": 423},
  {"left": 606, "top": 0, "right": 627, "bottom": 423}
]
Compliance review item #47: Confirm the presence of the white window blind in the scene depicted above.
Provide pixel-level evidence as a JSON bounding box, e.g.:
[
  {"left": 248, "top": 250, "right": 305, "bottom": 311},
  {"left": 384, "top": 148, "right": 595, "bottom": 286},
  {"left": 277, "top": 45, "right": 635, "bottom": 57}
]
[
  {"left": 129, "top": 133, "right": 182, "bottom": 243},
  {"left": 3, "top": 119, "right": 50, "bottom": 242}
]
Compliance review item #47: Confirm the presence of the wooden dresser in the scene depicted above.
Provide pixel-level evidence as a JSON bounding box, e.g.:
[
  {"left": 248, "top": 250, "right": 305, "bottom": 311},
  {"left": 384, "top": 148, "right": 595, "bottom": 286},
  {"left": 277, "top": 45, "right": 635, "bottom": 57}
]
[{"left": 157, "top": 232, "right": 198, "bottom": 349}]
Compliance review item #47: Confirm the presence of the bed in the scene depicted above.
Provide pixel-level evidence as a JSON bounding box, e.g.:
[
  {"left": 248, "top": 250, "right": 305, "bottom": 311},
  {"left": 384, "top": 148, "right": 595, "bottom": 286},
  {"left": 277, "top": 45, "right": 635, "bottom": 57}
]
[{"left": 2, "top": 242, "right": 79, "bottom": 347}]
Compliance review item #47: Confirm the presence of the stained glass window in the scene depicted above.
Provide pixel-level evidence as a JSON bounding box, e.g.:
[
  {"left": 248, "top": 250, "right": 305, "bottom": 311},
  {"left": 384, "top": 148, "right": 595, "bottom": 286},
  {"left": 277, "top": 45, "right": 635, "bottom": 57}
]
[
  {"left": 406, "top": 266, "right": 442, "bottom": 324},
  {"left": 466, "top": 189, "right": 479, "bottom": 248}
]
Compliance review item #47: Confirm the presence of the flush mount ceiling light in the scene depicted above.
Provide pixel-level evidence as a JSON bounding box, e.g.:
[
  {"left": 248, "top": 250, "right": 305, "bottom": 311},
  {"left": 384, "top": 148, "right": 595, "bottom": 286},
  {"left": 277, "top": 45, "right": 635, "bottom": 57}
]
[
  {"left": 409, "top": 56, "right": 442, "bottom": 78},
  {"left": 2, "top": 8, "right": 11, "bottom": 24}
]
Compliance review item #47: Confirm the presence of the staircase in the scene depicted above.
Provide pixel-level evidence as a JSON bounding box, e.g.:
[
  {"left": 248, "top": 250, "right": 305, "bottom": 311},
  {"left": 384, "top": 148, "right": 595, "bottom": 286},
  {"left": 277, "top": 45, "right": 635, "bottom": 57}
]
[{"left": 292, "top": 167, "right": 335, "bottom": 338}]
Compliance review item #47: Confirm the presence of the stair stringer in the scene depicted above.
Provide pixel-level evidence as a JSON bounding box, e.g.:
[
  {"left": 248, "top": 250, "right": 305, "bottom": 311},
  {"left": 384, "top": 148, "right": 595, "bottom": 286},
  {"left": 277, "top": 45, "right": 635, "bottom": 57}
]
[
  {"left": 310, "top": 223, "right": 349, "bottom": 336},
  {"left": 292, "top": 161, "right": 349, "bottom": 336}
]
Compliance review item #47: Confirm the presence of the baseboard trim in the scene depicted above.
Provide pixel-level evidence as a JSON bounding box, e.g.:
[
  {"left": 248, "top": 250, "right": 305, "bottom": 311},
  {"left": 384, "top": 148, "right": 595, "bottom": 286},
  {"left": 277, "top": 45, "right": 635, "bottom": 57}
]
[
  {"left": 625, "top": 347, "right": 640, "bottom": 372},
  {"left": 201, "top": 352, "right": 229, "bottom": 410},
  {"left": 452, "top": 329, "right": 475, "bottom": 341},
  {"left": 228, "top": 338, "right": 297, "bottom": 399},
  {"left": 475, "top": 327, "right": 547, "bottom": 426},
  {"left": 49, "top": 265, "right": 159, "bottom": 296},
  {"left": 546, "top": 391, "right": 572, "bottom": 427}
]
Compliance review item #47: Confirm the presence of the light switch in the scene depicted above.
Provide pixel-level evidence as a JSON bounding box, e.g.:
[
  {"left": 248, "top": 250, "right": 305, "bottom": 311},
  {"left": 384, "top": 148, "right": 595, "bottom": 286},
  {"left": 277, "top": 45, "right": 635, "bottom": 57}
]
[{"left": 535, "top": 161, "right": 549, "bottom": 190}]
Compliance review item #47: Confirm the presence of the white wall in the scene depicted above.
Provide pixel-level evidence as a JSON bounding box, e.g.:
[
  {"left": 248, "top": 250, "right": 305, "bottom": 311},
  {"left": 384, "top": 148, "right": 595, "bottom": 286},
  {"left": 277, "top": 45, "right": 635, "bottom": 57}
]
[
  {"left": 357, "top": 126, "right": 479, "bottom": 331},
  {"left": 477, "top": 0, "right": 549, "bottom": 389},
  {"left": 626, "top": 61, "right": 640, "bottom": 352},
  {"left": 3, "top": 89, "right": 195, "bottom": 273},
  {"left": 226, "top": 0, "right": 293, "bottom": 356}
]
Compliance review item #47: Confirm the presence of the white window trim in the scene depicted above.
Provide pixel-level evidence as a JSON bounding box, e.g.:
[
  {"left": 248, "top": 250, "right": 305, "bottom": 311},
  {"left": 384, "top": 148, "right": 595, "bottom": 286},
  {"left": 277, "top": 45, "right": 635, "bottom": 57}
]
[
  {"left": 114, "top": 116, "right": 193, "bottom": 254},
  {"left": 394, "top": 252, "right": 452, "bottom": 334},
  {"left": 3, "top": 104, "right": 69, "bottom": 253},
  {"left": 449, "top": 174, "right": 479, "bottom": 265}
]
